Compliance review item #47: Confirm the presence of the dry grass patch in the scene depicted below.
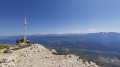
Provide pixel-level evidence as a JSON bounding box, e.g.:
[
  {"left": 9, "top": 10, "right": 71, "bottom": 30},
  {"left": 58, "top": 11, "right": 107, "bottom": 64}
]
[{"left": 0, "top": 44, "right": 12, "bottom": 50}]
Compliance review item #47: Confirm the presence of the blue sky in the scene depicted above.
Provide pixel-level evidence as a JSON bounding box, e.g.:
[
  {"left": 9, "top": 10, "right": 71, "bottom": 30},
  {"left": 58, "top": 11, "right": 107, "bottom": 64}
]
[{"left": 0, "top": 0, "right": 120, "bottom": 36}]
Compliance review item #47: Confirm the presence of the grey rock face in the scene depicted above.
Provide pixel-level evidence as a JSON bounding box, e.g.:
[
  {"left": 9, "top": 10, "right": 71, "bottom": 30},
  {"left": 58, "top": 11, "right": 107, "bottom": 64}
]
[{"left": 0, "top": 44, "right": 101, "bottom": 67}]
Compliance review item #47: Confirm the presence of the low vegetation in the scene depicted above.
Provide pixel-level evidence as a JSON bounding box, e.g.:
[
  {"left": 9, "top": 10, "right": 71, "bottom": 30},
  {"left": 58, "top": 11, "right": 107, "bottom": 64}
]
[
  {"left": 79, "top": 57, "right": 87, "bottom": 62},
  {"left": 0, "top": 44, "right": 12, "bottom": 50},
  {"left": 47, "top": 48, "right": 52, "bottom": 51},
  {"left": 52, "top": 52, "right": 70, "bottom": 55}
]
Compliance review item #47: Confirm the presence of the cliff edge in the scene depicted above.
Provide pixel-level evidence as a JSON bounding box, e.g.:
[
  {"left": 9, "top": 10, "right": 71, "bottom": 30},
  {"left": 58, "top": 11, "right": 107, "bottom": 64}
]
[{"left": 0, "top": 44, "right": 100, "bottom": 67}]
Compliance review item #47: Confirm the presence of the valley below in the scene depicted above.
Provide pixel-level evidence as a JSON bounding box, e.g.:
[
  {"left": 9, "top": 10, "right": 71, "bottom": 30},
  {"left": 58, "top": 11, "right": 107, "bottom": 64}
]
[{"left": 1, "top": 32, "right": 120, "bottom": 67}]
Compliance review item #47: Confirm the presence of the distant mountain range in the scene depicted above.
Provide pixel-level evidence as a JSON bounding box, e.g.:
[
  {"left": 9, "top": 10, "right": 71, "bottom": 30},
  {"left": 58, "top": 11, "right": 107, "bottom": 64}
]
[
  {"left": 1, "top": 32, "right": 120, "bottom": 67},
  {"left": 1, "top": 32, "right": 120, "bottom": 51},
  {"left": 1, "top": 32, "right": 120, "bottom": 41}
]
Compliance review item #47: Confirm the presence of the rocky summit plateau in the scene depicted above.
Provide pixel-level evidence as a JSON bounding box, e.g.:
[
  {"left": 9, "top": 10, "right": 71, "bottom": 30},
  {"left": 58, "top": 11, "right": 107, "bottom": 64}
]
[{"left": 0, "top": 44, "right": 100, "bottom": 67}]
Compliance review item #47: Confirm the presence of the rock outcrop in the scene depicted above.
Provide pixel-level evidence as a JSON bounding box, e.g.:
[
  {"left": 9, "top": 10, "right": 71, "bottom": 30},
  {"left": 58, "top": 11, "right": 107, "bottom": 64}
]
[{"left": 0, "top": 44, "right": 100, "bottom": 67}]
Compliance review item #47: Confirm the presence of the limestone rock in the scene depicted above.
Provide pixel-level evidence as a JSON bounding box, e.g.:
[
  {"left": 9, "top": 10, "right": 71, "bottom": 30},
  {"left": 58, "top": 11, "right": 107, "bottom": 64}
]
[{"left": 0, "top": 44, "right": 101, "bottom": 67}]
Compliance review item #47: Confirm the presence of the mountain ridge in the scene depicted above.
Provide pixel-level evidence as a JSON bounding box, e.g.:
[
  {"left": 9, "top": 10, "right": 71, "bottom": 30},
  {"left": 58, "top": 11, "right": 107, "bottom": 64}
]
[{"left": 0, "top": 44, "right": 100, "bottom": 67}]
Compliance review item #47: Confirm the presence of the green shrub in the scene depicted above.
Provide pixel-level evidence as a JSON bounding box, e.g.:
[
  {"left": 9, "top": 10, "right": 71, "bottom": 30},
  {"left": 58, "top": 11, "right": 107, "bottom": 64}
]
[
  {"left": 81, "top": 58, "right": 87, "bottom": 63},
  {"left": 79, "top": 57, "right": 87, "bottom": 63},
  {"left": 52, "top": 52, "right": 70, "bottom": 55},
  {"left": 48, "top": 48, "right": 52, "bottom": 51},
  {"left": 79, "top": 56, "right": 91, "bottom": 64}
]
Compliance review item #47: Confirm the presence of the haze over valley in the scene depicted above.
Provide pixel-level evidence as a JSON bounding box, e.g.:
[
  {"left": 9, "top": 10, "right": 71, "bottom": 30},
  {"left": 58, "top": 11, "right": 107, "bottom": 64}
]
[{"left": 0, "top": 32, "right": 120, "bottom": 67}]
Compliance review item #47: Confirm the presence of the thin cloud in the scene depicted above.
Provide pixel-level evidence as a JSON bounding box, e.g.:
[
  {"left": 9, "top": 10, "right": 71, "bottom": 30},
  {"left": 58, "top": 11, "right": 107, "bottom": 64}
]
[
  {"left": 88, "top": 29, "right": 96, "bottom": 33},
  {"left": 76, "top": 30, "right": 81, "bottom": 34}
]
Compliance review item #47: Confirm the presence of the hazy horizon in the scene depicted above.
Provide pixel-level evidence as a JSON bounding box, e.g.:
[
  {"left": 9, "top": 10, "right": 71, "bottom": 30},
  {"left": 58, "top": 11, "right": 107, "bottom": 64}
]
[{"left": 1, "top": 32, "right": 120, "bottom": 36}]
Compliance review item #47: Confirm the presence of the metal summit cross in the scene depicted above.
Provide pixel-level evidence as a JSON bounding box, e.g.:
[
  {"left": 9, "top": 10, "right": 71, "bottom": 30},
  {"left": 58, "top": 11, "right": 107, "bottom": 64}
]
[{"left": 24, "top": 17, "right": 27, "bottom": 44}]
